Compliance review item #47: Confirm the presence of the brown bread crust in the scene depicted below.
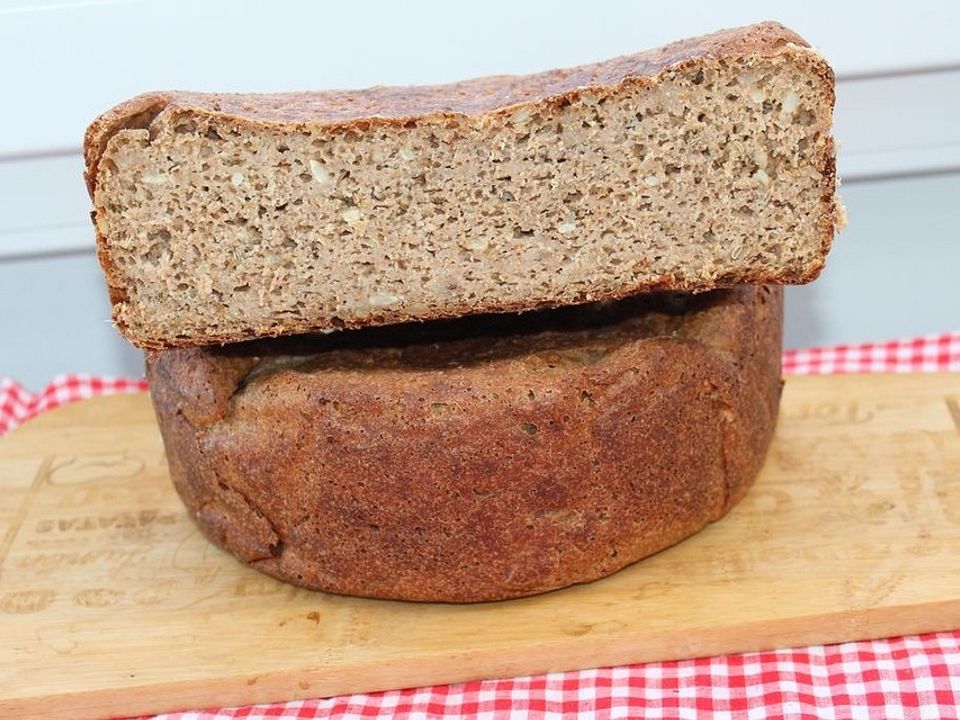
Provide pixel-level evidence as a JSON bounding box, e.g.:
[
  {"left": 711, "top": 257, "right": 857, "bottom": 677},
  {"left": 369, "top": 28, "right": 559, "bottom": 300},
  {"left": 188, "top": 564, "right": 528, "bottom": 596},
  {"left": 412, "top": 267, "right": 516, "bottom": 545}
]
[
  {"left": 146, "top": 286, "right": 783, "bottom": 602},
  {"left": 86, "top": 22, "right": 837, "bottom": 349}
]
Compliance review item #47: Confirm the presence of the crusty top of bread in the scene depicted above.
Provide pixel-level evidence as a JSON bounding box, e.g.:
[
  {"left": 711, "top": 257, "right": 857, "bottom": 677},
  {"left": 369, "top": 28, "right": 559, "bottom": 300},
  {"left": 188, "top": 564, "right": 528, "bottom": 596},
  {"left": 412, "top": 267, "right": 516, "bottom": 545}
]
[{"left": 85, "top": 22, "right": 822, "bottom": 194}]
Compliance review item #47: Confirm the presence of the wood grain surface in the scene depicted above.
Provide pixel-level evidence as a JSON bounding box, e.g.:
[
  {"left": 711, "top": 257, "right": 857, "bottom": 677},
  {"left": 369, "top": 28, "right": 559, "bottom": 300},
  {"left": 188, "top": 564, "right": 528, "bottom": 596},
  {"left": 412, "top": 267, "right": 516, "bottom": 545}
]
[{"left": 1, "top": 373, "right": 958, "bottom": 719}]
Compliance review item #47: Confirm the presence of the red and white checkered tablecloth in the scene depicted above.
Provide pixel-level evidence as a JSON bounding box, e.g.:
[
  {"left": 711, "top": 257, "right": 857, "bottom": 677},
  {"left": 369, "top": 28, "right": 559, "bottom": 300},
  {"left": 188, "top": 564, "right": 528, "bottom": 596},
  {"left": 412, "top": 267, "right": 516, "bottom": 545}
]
[{"left": 2, "top": 332, "right": 959, "bottom": 720}]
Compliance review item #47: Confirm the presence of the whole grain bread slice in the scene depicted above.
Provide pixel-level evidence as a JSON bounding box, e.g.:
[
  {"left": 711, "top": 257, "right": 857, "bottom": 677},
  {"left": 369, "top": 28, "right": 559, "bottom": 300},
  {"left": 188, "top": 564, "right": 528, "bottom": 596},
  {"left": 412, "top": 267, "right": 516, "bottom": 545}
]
[{"left": 86, "top": 21, "right": 841, "bottom": 349}]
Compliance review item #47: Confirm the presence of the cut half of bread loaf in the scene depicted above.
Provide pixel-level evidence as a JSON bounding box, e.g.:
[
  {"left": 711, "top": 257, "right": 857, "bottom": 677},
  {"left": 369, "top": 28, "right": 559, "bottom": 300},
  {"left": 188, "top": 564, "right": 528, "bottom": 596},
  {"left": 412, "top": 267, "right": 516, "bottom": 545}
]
[
  {"left": 88, "top": 21, "right": 840, "bottom": 349},
  {"left": 147, "top": 286, "right": 783, "bottom": 602}
]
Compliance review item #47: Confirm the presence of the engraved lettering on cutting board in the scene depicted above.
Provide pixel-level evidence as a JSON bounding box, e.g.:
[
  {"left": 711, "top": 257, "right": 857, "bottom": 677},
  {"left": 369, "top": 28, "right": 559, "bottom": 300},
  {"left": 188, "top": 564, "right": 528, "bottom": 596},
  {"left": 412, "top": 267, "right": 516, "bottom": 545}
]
[
  {"left": 45, "top": 453, "right": 153, "bottom": 523},
  {"left": 0, "top": 589, "right": 56, "bottom": 614},
  {"left": 26, "top": 535, "right": 94, "bottom": 550},
  {"left": 47, "top": 453, "right": 145, "bottom": 486},
  {"left": 2, "top": 440, "right": 220, "bottom": 612},
  {"left": 0, "top": 456, "right": 53, "bottom": 583},
  {"left": 782, "top": 401, "right": 876, "bottom": 425},
  {"left": 73, "top": 587, "right": 125, "bottom": 608},
  {"left": 50, "top": 477, "right": 172, "bottom": 513},
  {"left": 132, "top": 580, "right": 180, "bottom": 606},
  {"left": 33, "top": 509, "right": 177, "bottom": 535},
  {"left": 15, "top": 548, "right": 150, "bottom": 572},
  {"left": 9, "top": 452, "right": 166, "bottom": 569}
]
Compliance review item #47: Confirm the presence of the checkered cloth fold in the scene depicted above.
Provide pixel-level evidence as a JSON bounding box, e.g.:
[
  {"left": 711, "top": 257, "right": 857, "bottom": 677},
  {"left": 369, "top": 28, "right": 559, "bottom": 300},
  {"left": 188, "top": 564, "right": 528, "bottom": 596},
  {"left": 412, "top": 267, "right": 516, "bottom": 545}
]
[
  {"left": 2, "top": 333, "right": 959, "bottom": 719},
  {"left": 0, "top": 374, "right": 147, "bottom": 436}
]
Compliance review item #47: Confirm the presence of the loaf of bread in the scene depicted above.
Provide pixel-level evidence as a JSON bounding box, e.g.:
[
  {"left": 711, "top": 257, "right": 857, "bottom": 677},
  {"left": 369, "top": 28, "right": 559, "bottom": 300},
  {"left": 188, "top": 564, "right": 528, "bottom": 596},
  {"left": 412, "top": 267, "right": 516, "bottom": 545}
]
[
  {"left": 147, "top": 285, "right": 783, "bottom": 602},
  {"left": 88, "top": 22, "right": 839, "bottom": 349}
]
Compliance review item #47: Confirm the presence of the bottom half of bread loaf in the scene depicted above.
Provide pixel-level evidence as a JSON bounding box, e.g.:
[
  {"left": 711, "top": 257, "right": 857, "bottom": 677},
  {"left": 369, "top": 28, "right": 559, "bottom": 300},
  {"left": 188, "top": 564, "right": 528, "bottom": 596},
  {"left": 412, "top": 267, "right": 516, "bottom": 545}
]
[{"left": 146, "top": 285, "right": 783, "bottom": 602}]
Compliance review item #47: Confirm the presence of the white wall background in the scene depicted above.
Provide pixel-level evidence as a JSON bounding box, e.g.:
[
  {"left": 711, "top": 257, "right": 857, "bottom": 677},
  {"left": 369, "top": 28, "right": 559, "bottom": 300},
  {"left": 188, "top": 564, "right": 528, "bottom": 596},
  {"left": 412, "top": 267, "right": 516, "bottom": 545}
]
[{"left": 1, "top": 0, "right": 958, "bottom": 388}]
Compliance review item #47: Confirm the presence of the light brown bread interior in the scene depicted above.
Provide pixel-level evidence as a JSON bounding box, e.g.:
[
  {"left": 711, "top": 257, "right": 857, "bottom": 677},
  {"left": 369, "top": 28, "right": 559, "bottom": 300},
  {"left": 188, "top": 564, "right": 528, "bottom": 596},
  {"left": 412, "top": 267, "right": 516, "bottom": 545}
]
[{"left": 88, "top": 22, "right": 841, "bottom": 349}]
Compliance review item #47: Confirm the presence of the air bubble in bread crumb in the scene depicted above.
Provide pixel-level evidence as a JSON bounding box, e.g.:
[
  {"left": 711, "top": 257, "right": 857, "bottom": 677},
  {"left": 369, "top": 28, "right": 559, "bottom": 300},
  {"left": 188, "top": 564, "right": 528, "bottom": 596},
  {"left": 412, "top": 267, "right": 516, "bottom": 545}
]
[
  {"left": 369, "top": 292, "right": 402, "bottom": 307},
  {"left": 341, "top": 207, "right": 363, "bottom": 223},
  {"left": 309, "top": 160, "right": 331, "bottom": 185},
  {"left": 782, "top": 92, "right": 800, "bottom": 114},
  {"left": 465, "top": 237, "right": 489, "bottom": 251},
  {"left": 141, "top": 173, "right": 170, "bottom": 185}
]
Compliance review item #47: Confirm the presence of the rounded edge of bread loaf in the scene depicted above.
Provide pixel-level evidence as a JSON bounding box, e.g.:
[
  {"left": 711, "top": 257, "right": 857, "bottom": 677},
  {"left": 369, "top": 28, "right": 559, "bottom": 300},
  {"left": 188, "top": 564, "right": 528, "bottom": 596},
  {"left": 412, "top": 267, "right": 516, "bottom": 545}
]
[{"left": 147, "top": 286, "right": 783, "bottom": 602}]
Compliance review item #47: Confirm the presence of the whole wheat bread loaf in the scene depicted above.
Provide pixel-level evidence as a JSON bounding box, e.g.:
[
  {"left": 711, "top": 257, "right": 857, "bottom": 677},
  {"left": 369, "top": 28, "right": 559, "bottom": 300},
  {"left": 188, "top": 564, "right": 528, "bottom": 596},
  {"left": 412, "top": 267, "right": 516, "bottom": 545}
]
[
  {"left": 147, "top": 286, "right": 783, "bottom": 602},
  {"left": 88, "top": 22, "right": 839, "bottom": 349}
]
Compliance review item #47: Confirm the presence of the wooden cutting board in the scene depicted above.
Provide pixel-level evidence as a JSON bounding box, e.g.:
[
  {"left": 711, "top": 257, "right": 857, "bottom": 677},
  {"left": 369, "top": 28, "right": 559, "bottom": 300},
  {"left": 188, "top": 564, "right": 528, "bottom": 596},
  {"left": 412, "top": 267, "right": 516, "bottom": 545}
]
[{"left": 1, "top": 373, "right": 959, "bottom": 719}]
